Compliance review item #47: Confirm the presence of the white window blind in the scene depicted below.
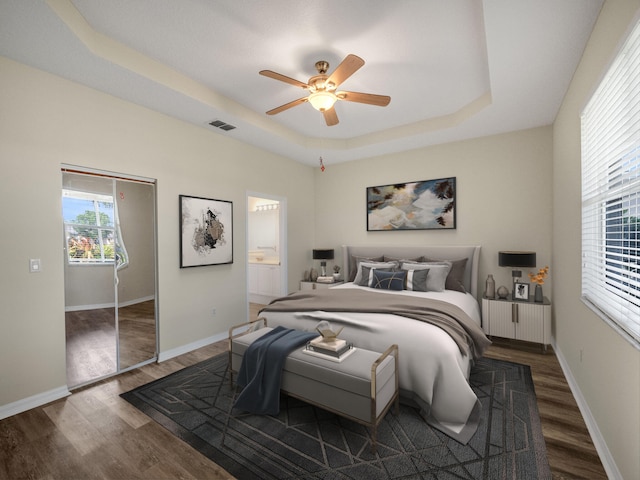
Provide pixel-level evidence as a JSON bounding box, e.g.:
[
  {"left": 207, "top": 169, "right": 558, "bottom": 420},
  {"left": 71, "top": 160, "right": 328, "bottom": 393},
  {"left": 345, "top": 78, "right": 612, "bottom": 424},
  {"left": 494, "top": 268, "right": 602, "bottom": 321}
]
[{"left": 581, "top": 17, "right": 640, "bottom": 345}]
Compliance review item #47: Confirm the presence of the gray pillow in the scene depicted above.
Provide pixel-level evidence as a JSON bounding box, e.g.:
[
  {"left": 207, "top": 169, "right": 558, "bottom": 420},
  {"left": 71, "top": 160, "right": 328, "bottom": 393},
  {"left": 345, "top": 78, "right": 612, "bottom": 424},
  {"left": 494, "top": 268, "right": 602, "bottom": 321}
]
[
  {"left": 405, "top": 268, "right": 429, "bottom": 291},
  {"left": 349, "top": 255, "right": 383, "bottom": 282},
  {"left": 401, "top": 261, "right": 451, "bottom": 292},
  {"left": 423, "top": 257, "right": 468, "bottom": 293},
  {"left": 356, "top": 266, "right": 393, "bottom": 286},
  {"left": 353, "top": 261, "right": 398, "bottom": 285}
]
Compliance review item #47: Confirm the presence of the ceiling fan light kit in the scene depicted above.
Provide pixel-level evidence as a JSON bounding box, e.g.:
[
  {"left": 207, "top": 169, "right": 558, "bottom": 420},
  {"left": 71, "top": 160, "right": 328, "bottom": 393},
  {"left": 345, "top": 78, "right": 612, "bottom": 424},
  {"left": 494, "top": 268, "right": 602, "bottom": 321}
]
[
  {"left": 260, "top": 54, "right": 390, "bottom": 126},
  {"left": 308, "top": 91, "right": 337, "bottom": 111}
]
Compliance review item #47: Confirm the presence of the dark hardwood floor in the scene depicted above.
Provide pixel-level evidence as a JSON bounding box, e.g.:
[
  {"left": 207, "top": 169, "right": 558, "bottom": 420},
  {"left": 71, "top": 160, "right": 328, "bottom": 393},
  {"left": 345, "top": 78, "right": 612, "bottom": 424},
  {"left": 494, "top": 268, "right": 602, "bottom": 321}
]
[
  {"left": 484, "top": 339, "right": 607, "bottom": 480},
  {"left": 0, "top": 304, "right": 607, "bottom": 479}
]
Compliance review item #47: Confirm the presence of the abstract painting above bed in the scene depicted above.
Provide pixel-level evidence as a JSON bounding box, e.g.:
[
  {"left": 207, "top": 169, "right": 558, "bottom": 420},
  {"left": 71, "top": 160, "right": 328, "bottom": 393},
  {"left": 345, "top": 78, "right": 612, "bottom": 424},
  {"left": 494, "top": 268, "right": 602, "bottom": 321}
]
[
  {"left": 366, "top": 177, "right": 456, "bottom": 230},
  {"left": 259, "top": 245, "right": 491, "bottom": 444}
]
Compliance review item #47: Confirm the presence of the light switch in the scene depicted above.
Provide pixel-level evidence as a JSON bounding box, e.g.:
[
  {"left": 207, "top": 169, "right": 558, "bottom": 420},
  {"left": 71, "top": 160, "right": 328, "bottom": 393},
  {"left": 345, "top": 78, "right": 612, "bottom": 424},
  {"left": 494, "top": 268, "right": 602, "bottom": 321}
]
[{"left": 29, "top": 258, "right": 41, "bottom": 273}]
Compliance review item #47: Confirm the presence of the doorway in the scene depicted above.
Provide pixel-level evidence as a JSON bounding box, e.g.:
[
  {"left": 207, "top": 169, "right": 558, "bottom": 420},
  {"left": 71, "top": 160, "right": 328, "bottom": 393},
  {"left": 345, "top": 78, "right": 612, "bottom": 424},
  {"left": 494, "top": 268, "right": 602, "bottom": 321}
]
[
  {"left": 247, "top": 193, "right": 287, "bottom": 315},
  {"left": 62, "top": 167, "right": 158, "bottom": 388}
]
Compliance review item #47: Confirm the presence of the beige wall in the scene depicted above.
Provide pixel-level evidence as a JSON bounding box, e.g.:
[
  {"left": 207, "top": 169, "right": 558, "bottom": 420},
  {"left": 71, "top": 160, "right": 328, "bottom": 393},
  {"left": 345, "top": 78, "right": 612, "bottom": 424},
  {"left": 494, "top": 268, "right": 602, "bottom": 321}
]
[
  {"left": 313, "top": 126, "right": 554, "bottom": 300},
  {"left": 3, "top": 2, "right": 640, "bottom": 474},
  {"left": 0, "top": 56, "right": 315, "bottom": 406},
  {"left": 553, "top": 1, "right": 640, "bottom": 478}
]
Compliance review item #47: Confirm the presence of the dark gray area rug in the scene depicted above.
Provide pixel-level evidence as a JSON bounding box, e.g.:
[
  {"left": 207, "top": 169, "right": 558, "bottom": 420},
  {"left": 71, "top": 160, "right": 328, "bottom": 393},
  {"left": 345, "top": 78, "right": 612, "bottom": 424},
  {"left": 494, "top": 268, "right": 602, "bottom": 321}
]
[{"left": 121, "top": 354, "right": 551, "bottom": 479}]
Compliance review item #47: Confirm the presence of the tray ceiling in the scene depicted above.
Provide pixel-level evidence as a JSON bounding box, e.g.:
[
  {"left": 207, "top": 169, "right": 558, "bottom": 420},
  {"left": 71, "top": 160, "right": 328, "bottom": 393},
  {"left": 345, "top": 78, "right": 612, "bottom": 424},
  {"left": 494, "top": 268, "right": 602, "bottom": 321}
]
[{"left": 0, "top": 0, "right": 603, "bottom": 166}]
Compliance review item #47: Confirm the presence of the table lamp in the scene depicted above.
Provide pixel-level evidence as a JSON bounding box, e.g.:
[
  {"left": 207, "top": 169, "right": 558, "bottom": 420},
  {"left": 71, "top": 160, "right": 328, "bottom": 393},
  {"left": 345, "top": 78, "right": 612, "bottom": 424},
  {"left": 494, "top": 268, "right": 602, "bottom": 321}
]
[
  {"left": 498, "top": 251, "right": 536, "bottom": 298},
  {"left": 313, "top": 249, "right": 334, "bottom": 277}
]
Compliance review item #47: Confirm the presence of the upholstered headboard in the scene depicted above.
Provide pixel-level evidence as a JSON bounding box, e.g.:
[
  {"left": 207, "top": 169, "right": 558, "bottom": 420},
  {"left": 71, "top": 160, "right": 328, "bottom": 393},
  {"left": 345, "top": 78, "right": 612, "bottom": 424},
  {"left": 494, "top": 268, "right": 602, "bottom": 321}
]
[{"left": 342, "top": 245, "right": 481, "bottom": 298}]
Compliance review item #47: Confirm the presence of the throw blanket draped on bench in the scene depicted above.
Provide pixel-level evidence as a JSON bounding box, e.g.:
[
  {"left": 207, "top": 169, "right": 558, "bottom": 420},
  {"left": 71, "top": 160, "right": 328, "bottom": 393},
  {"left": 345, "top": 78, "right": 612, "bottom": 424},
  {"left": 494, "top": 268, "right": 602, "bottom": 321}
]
[{"left": 234, "top": 326, "right": 318, "bottom": 415}]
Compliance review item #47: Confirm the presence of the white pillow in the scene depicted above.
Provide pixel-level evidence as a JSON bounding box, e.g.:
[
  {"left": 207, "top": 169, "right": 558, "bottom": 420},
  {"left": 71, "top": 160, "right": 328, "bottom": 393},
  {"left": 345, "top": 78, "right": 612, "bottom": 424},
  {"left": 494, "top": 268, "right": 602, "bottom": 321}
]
[
  {"left": 353, "top": 261, "right": 398, "bottom": 285},
  {"left": 401, "top": 261, "right": 452, "bottom": 292}
]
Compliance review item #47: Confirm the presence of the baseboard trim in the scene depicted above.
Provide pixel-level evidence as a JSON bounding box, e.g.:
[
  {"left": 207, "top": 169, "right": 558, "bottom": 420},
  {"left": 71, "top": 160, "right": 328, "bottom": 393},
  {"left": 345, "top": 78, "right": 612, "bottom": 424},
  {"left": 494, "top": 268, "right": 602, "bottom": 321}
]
[
  {"left": 0, "top": 386, "right": 70, "bottom": 420},
  {"left": 1, "top": 328, "right": 224, "bottom": 420},
  {"left": 65, "top": 296, "right": 155, "bottom": 312},
  {"left": 553, "top": 342, "right": 622, "bottom": 480},
  {"left": 158, "top": 331, "right": 228, "bottom": 362}
]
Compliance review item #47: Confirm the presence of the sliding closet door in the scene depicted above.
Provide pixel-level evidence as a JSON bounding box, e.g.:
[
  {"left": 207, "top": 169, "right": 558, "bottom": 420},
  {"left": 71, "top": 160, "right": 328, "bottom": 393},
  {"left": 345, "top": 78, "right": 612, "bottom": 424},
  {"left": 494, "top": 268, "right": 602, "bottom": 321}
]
[
  {"left": 62, "top": 172, "right": 118, "bottom": 387},
  {"left": 62, "top": 169, "right": 157, "bottom": 388},
  {"left": 115, "top": 179, "right": 157, "bottom": 370}
]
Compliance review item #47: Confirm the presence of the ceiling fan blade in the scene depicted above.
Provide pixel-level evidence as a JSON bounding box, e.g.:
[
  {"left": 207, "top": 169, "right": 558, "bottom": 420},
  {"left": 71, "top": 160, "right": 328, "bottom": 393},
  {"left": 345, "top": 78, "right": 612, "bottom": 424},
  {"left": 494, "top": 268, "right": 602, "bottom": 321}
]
[
  {"left": 337, "top": 91, "right": 391, "bottom": 107},
  {"left": 259, "top": 70, "right": 309, "bottom": 89},
  {"left": 266, "top": 97, "right": 308, "bottom": 115},
  {"left": 326, "top": 54, "right": 365, "bottom": 88},
  {"left": 323, "top": 107, "right": 339, "bottom": 126}
]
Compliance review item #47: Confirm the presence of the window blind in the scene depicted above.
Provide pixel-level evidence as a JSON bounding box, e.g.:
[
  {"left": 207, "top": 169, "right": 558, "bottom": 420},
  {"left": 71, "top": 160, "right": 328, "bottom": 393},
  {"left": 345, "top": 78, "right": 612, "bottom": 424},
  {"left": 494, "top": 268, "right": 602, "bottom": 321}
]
[{"left": 581, "top": 17, "right": 640, "bottom": 345}]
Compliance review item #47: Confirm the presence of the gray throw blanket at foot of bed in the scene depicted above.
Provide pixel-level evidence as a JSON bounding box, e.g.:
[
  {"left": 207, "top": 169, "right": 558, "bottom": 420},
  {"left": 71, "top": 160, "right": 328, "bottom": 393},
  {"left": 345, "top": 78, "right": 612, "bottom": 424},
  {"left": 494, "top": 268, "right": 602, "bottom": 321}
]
[{"left": 233, "top": 326, "right": 318, "bottom": 415}]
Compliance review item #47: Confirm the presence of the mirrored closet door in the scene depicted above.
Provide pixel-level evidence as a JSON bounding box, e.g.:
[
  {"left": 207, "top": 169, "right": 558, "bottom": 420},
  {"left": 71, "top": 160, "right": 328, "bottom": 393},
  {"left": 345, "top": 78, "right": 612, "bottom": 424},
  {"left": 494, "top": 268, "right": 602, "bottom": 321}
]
[{"left": 62, "top": 168, "right": 158, "bottom": 388}]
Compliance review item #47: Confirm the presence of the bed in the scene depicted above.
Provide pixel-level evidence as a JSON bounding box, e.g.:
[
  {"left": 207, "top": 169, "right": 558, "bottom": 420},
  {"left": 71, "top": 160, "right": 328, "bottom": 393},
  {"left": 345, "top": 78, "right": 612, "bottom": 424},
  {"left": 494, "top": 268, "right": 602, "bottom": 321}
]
[{"left": 259, "top": 244, "right": 491, "bottom": 444}]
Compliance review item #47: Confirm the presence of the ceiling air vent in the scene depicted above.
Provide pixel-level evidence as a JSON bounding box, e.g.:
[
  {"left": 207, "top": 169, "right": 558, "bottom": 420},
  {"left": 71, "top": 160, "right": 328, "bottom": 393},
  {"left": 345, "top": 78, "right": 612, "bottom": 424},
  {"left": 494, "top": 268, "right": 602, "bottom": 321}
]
[{"left": 209, "top": 119, "right": 236, "bottom": 131}]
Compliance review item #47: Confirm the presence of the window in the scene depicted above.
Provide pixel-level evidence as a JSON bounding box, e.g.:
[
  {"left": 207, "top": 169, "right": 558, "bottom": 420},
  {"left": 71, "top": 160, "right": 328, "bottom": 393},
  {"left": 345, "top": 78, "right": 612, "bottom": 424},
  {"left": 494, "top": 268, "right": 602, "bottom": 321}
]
[
  {"left": 581, "top": 17, "right": 640, "bottom": 346},
  {"left": 63, "top": 189, "right": 118, "bottom": 265}
]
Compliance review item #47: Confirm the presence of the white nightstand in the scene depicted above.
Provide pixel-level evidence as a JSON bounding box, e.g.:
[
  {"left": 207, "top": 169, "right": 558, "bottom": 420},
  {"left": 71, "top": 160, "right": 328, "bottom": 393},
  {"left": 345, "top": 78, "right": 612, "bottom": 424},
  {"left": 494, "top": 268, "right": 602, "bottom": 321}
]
[
  {"left": 481, "top": 296, "right": 551, "bottom": 352},
  {"left": 300, "top": 281, "right": 344, "bottom": 290}
]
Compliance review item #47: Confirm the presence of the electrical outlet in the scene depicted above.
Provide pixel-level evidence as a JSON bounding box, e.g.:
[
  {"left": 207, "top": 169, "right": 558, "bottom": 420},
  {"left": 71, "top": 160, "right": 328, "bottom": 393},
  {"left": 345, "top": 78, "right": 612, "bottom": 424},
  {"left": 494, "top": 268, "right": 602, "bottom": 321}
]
[{"left": 29, "top": 258, "right": 41, "bottom": 273}]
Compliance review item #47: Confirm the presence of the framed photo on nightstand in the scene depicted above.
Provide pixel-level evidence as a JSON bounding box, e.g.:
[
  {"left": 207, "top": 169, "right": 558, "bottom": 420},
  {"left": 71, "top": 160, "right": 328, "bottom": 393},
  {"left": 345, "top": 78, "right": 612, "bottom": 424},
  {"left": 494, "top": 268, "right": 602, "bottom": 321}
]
[{"left": 513, "top": 282, "right": 530, "bottom": 301}]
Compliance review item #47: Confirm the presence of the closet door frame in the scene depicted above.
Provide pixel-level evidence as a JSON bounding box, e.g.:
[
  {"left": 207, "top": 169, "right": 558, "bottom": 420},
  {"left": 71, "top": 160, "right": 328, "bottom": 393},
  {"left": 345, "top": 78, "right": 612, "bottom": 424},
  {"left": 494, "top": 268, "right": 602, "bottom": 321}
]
[{"left": 62, "top": 165, "right": 158, "bottom": 388}]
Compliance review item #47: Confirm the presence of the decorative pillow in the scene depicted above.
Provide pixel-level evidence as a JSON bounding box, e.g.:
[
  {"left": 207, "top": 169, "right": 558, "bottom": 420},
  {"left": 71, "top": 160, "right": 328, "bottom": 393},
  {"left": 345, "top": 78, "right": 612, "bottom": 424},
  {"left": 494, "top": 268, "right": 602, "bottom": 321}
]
[
  {"left": 356, "top": 266, "right": 393, "bottom": 286},
  {"left": 349, "top": 255, "right": 384, "bottom": 282},
  {"left": 371, "top": 270, "right": 407, "bottom": 291},
  {"left": 401, "top": 261, "right": 451, "bottom": 292},
  {"left": 353, "top": 261, "right": 398, "bottom": 285},
  {"left": 405, "top": 268, "right": 429, "bottom": 292},
  {"left": 423, "top": 257, "right": 468, "bottom": 293}
]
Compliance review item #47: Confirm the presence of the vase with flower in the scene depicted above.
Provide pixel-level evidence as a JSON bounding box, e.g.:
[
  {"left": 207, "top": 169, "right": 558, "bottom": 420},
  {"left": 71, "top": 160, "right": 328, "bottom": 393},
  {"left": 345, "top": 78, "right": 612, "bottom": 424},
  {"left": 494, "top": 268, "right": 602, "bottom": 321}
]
[
  {"left": 333, "top": 265, "right": 341, "bottom": 282},
  {"left": 528, "top": 266, "right": 549, "bottom": 302}
]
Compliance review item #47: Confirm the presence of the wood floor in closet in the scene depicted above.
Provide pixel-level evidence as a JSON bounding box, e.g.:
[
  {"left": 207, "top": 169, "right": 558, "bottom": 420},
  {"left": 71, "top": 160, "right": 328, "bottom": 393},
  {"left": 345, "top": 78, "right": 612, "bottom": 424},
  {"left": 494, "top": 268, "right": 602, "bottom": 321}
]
[{"left": 65, "top": 300, "right": 156, "bottom": 387}]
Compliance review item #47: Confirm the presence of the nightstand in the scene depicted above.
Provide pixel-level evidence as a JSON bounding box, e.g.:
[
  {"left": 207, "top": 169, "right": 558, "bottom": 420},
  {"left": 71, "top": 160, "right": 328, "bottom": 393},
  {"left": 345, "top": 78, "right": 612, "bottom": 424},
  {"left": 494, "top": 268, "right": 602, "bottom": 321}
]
[
  {"left": 481, "top": 296, "right": 551, "bottom": 352},
  {"left": 300, "top": 281, "right": 344, "bottom": 290}
]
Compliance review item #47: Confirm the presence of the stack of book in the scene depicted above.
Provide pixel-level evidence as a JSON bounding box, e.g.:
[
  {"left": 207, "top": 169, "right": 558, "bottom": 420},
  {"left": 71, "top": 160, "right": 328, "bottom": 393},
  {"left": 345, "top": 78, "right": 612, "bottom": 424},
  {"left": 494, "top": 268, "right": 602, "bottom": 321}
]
[
  {"left": 304, "top": 336, "right": 355, "bottom": 362},
  {"left": 316, "top": 276, "right": 335, "bottom": 283}
]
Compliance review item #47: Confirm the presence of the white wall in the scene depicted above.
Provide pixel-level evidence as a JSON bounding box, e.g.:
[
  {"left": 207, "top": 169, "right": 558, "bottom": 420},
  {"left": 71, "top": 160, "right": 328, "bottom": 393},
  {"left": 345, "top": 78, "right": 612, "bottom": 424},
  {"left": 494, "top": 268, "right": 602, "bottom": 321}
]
[
  {"left": 313, "top": 126, "right": 554, "bottom": 301},
  {"left": 553, "top": 0, "right": 640, "bottom": 478},
  {"left": 0, "top": 56, "right": 315, "bottom": 407}
]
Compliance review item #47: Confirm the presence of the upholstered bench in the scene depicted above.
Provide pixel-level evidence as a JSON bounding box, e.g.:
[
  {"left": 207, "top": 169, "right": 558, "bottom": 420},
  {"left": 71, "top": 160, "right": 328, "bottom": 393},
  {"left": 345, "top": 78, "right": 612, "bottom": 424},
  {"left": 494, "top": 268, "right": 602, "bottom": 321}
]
[{"left": 228, "top": 318, "right": 399, "bottom": 452}]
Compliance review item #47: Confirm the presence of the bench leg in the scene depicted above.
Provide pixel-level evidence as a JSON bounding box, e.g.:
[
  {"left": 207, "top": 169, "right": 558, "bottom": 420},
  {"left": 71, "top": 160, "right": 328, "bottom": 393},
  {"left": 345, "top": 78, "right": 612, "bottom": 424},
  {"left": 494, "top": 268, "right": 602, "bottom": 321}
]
[{"left": 370, "top": 426, "right": 377, "bottom": 454}]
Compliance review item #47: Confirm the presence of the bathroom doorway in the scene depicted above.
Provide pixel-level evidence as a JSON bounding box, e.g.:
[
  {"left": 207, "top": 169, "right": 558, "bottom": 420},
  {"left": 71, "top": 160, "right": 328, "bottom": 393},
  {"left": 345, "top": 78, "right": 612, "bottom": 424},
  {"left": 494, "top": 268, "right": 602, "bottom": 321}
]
[{"left": 247, "top": 193, "right": 287, "bottom": 314}]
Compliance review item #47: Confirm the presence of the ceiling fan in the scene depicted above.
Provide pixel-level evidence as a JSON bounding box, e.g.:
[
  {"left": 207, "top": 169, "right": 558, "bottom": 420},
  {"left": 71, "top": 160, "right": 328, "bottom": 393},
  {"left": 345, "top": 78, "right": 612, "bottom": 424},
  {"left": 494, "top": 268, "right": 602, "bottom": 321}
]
[{"left": 259, "top": 54, "right": 391, "bottom": 126}]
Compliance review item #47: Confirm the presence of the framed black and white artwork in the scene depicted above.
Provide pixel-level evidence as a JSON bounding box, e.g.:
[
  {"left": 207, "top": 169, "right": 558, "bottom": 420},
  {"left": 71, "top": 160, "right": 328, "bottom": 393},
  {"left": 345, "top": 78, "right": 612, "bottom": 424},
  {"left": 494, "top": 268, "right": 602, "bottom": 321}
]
[
  {"left": 513, "top": 282, "right": 530, "bottom": 301},
  {"left": 179, "top": 195, "right": 233, "bottom": 267}
]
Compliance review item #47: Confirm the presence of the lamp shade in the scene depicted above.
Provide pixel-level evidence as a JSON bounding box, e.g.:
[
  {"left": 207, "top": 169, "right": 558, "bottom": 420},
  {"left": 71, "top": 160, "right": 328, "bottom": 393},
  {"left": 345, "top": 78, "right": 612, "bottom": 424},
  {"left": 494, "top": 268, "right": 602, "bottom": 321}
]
[
  {"left": 498, "top": 251, "right": 536, "bottom": 268},
  {"left": 312, "top": 249, "right": 334, "bottom": 260}
]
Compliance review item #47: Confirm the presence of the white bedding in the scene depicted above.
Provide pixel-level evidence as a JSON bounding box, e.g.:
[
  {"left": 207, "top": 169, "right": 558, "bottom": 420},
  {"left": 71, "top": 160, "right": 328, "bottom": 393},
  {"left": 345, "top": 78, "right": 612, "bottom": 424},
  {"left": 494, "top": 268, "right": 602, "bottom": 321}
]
[
  {"left": 332, "top": 281, "right": 482, "bottom": 325},
  {"left": 260, "top": 282, "right": 487, "bottom": 443}
]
